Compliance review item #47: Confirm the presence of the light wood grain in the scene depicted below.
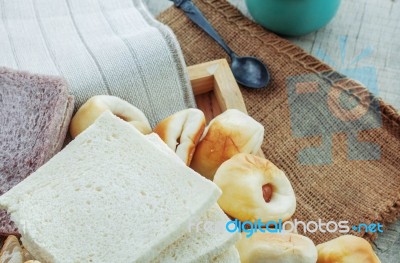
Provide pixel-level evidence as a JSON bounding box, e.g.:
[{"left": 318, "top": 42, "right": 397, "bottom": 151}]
[
  {"left": 290, "top": 0, "right": 400, "bottom": 112},
  {"left": 189, "top": 59, "right": 247, "bottom": 116},
  {"left": 189, "top": 59, "right": 265, "bottom": 158},
  {"left": 145, "top": 1, "right": 400, "bottom": 261}
]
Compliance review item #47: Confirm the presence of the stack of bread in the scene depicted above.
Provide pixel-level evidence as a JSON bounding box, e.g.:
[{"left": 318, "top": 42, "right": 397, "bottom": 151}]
[
  {"left": 0, "top": 108, "right": 242, "bottom": 262},
  {"left": 0, "top": 94, "right": 382, "bottom": 263}
]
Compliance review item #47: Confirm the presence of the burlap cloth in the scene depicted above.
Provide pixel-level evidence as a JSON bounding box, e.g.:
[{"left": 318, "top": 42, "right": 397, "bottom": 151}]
[{"left": 158, "top": 0, "right": 400, "bottom": 244}]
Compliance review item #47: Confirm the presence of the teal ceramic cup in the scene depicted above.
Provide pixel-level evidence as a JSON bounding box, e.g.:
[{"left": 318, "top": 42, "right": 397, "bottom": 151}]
[{"left": 245, "top": 0, "right": 341, "bottom": 36}]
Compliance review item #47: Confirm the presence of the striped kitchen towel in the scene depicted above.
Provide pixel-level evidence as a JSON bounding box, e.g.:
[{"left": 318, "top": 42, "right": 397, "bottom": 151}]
[{"left": 0, "top": 0, "right": 195, "bottom": 126}]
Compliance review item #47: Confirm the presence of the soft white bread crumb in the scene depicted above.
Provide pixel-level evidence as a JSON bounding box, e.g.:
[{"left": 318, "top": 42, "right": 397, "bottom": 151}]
[
  {"left": 0, "top": 111, "right": 221, "bottom": 263},
  {"left": 146, "top": 134, "right": 240, "bottom": 262},
  {"left": 153, "top": 204, "right": 240, "bottom": 263},
  {"left": 209, "top": 247, "right": 240, "bottom": 263}
]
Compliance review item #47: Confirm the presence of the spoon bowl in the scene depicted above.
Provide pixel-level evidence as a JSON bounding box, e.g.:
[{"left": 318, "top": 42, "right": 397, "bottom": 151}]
[
  {"left": 231, "top": 55, "right": 270, "bottom": 89},
  {"left": 172, "top": 0, "right": 271, "bottom": 89}
]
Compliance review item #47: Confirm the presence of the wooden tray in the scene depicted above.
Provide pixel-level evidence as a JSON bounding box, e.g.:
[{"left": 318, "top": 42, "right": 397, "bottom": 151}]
[{"left": 188, "top": 59, "right": 265, "bottom": 157}]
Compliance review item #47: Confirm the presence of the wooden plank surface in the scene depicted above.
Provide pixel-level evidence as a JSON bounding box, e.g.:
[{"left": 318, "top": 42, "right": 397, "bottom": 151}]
[
  {"left": 289, "top": 0, "right": 400, "bottom": 112},
  {"left": 147, "top": 0, "right": 400, "bottom": 112},
  {"left": 145, "top": 1, "right": 400, "bottom": 262}
]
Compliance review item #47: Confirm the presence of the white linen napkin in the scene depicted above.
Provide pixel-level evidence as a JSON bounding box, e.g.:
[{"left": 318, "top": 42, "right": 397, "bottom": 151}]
[{"left": 0, "top": 0, "right": 195, "bottom": 126}]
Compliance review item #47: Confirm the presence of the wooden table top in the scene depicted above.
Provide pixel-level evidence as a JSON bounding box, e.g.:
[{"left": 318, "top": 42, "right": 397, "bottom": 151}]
[{"left": 146, "top": 0, "right": 400, "bottom": 262}]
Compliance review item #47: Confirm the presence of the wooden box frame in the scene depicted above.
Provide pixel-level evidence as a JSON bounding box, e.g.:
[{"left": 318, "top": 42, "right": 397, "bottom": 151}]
[
  {"left": 188, "top": 59, "right": 247, "bottom": 122},
  {"left": 188, "top": 59, "right": 264, "bottom": 157}
]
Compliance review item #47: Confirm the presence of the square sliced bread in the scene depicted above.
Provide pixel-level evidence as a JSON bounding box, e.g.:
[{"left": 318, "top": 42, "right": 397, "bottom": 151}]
[
  {"left": 0, "top": 67, "right": 74, "bottom": 235},
  {"left": 146, "top": 134, "right": 240, "bottom": 262},
  {"left": 0, "top": 111, "right": 221, "bottom": 262},
  {"left": 153, "top": 204, "right": 240, "bottom": 263}
]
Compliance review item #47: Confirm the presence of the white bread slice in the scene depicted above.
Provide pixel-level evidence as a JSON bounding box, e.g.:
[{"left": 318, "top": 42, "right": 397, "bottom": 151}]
[
  {"left": 210, "top": 247, "right": 240, "bottom": 263},
  {"left": 146, "top": 134, "right": 240, "bottom": 262},
  {"left": 153, "top": 205, "right": 240, "bottom": 263},
  {"left": 0, "top": 111, "right": 221, "bottom": 263}
]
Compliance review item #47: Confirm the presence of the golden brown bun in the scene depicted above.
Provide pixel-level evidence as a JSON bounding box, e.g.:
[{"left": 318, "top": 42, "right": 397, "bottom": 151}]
[
  {"left": 153, "top": 109, "right": 205, "bottom": 165},
  {"left": 317, "top": 235, "right": 381, "bottom": 263},
  {"left": 278, "top": 219, "right": 298, "bottom": 234},
  {"left": 24, "top": 261, "right": 41, "bottom": 263},
  {"left": 236, "top": 232, "right": 318, "bottom": 263},
  {"left": 0, "top": 235, "right": 23, "bottom": 263},
  {"left": 190, "top": 109, "right": 264, "bottom": 180},
  {"left": 69, "top": 95, "right": 151, "bottom": 138},
  {"left": 214, "top": 153, "right": 296, "bottom": 223}
]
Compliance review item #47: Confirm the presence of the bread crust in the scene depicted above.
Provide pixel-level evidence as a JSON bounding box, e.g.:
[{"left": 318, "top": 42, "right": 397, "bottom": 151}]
[
  {"left": 0, "top": 235, "right": 23, "bottom": 263},
  {"left": 213, "top": 153, "right": 296, "bottom": 223},
  {"left": 317, "top": 235, "right": 381, "bottom": 263},
  {"left": 154, "top": 108, "right": 206, "bottom": 165},
  {"left": 190, "top": 109, "right": 264, "bottom": 180}
]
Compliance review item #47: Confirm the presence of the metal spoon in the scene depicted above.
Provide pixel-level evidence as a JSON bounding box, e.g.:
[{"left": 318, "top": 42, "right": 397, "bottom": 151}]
[{"left": 170, "top": 0, "right": 270, "bottom": 89}]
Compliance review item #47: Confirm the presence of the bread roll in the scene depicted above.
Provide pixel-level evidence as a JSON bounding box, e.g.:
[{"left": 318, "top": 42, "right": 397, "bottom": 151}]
[
  {"left": 275, "top": 219, "right": 298, "bottom": 234},
  {"left": 317, "top": 235, "right": 381, "bottom": 263},
  {"left": 236, "top": 232, "right": 318, "bottom": 263},
  {"left": 214, "top": 153, "right": 296, "bottom": 223},
  {"left": 190, "top": 109, "right": 264, "bottom": 180},
  {"left": 21, "top": 248, "right": 35, "bottom": 261},
  {"left": 154, "top": 108, "right": 206, "bottom": 165},
  {"left": 69, "top": 95, "right": 151, "bottom": 138},
  {"left": 0, "top": 235, "right": 23, "bottom": 263}
]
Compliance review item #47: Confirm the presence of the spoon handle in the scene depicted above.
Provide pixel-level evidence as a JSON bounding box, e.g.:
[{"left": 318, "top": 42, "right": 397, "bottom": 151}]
[{"left": 170, "top": 0, "right": 234, "bottom": 57}]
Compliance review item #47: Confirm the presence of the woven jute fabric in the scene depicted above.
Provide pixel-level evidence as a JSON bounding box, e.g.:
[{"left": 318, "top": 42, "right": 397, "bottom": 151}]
[{"left": 158, "top": 0, "right": 400, "bottom": 244}]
